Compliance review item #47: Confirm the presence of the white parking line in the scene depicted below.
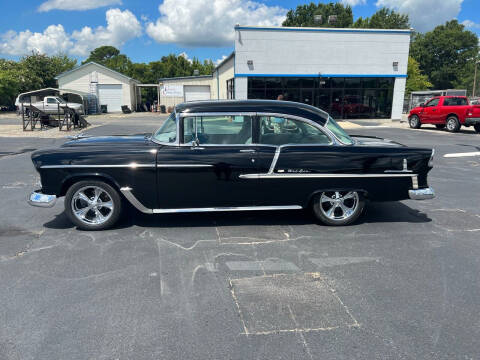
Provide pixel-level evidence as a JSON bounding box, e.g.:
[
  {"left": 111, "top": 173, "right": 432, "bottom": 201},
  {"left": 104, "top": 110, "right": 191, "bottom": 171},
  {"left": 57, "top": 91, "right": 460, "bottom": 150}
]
[{"left": 444, "top": 152, "right": 480, "bottom": 158}]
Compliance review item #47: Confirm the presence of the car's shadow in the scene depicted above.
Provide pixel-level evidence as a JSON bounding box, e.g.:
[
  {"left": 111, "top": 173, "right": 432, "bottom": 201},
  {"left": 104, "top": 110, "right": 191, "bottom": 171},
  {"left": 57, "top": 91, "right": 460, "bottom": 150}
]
[{"left": 43, "top": 201, "right": 431, "bottom": 231}]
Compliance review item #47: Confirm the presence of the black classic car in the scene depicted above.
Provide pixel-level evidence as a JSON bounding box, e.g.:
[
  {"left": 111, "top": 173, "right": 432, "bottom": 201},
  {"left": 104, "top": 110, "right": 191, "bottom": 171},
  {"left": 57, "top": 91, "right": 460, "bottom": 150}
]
[{"left": 28, "top": 100, "right": 435, "bottom": 230}]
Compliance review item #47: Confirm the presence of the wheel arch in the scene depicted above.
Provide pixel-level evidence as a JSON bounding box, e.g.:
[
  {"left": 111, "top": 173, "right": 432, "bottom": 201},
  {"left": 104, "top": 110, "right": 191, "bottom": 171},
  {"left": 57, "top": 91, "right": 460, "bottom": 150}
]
[
  {"left": 59, "top": 173, "right": 122, "bottom": 197},
  {"left": 445, "top": 113, "right": 459, "bottom": 121}
]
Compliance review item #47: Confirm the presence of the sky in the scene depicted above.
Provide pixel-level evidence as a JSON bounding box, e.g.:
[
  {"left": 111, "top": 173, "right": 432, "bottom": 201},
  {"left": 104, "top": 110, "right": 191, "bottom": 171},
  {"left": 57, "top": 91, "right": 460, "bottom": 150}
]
[{"left": 0, "top": 0, "right": 479, "bottom": 65}]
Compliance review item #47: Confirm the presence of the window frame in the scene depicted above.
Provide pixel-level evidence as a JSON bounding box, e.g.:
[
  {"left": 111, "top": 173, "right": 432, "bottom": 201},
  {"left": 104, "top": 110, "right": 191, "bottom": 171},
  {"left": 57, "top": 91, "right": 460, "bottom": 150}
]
[
  {"left": 152, "top": 111, "right": 337, "bottom": 147},
  {"left": 257, "top": 114, "right": 333, "bottom": 147},
  {"left": 179, "top": 112, "right": 257, "bottom": 147}
]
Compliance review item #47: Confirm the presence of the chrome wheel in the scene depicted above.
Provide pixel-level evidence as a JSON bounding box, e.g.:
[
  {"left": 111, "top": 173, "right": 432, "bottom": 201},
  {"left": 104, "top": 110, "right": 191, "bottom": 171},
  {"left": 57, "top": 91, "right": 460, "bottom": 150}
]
[
  {"left": 446, "top": 118, "right": 456, "bottom": 131},
  {"left": 319, "top": 191, "right": 359, "bottom": 221},
  {"left": 71, "top": 186, "right": 114, "bottom": 225}
]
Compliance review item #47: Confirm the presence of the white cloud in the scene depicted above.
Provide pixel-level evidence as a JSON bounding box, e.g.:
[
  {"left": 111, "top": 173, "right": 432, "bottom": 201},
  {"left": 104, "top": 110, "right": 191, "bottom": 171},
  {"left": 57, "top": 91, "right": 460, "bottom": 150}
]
[
  {"left": 340, "top": 0, "right": 366, "bottom": 6},
  {"left": 38, "top": 0, "right": 122, "bottom": 12},
  {"left": 0, "top": 25, "right": 73, "bottom": 55},
  {"left": 215, "top": 55, "right": 228, "bottom": 65},
  {"left": 376, "top": 0, "right": 463, "bottom": 32},
  {"left": 146, "top": 0, "right": 287, "bottom": 47},
  {"left": 71, "top": 9, "right": 142, "bottom": 56},
  {"left": 462, "top": 20, "right": 480, "bottom": 29},
  {"left": 0, "top": 9, "right": 141, "bottom": 57}
]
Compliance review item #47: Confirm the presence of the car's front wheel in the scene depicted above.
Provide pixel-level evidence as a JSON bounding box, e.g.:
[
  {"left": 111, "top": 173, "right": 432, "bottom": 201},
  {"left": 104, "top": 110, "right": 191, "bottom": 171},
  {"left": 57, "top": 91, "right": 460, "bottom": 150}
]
[
  {"left": 65, "top": 180, "right": 122, "bottom": 230},
  {"left": 409, "top": 115, "right": 421, "bottom": 129},
  {"left": 312, "top": 191, "right": 365, "bottom": 226},
  {"left": 474, "top": 124, "right": 480, "bottom": 133}
]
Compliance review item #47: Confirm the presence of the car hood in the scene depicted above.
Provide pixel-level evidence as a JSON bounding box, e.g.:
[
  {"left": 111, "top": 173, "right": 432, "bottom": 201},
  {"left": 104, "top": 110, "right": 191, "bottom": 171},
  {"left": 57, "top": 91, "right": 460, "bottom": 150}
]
[
  {"left": 62, "top": 134, "right": 152, "bottom": 147},
  {"left": 350, "top": 135, "right": 405, "bottom": 147}
]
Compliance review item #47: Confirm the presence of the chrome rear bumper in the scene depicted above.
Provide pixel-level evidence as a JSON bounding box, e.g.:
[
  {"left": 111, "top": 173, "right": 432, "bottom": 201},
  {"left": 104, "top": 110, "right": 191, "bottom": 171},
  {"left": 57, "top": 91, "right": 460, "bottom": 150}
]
[
  {"left": 28, "top": 191, "right": 57, "bottom": 208},
  {"left": 409, "top": 188, "right": 435, "bottom": 200}
]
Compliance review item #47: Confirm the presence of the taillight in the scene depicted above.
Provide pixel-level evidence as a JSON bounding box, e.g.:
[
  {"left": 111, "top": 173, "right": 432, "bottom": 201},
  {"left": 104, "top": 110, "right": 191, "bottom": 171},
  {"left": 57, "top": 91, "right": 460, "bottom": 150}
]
[{"left": 428, "top": 149, "right": 435, "bottom": 167}]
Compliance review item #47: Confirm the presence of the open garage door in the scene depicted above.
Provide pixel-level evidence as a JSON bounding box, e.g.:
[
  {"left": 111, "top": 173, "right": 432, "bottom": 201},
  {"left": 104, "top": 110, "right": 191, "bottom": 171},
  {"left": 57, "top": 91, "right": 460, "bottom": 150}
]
[
  {"left": 98, "top": 84, "right": 123, "bottom": 112},
  {"left": 184, "top": 85, "right": 211, "bottom": 102}
]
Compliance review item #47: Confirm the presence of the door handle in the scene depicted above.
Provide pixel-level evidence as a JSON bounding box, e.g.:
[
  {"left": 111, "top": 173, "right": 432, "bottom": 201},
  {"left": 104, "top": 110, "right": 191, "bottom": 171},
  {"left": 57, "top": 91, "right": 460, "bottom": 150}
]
[{"left": 240, "top": 149, "right": 256, "bottom": 153}]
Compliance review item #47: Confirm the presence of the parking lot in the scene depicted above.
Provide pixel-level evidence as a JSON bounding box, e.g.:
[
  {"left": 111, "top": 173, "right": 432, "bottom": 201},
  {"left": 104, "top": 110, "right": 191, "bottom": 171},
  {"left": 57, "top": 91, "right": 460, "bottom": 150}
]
[{"left": 1, "top": 114, "right": 480, "bottom": 359}]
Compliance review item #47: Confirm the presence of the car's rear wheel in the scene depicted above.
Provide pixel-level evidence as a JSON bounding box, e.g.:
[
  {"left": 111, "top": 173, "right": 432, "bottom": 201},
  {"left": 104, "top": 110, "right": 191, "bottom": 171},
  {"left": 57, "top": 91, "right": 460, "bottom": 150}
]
[
  {"left": 474, "top": 124, "right": 480, "bottom": 133},
  {"left": 446, "top": 116, "right": 460, "bottom": 132},
  {"left": 435, "top": 124, "right": 446, "bottom": 129},
  {"left": 409, "top": 115, "right": 421, "bottom": 129},
  {"left": 65, "top": 180, "right": 122, "bottom": 230},
  {"left": 312, "top": 191, "right": 365, "bottom": 226}
]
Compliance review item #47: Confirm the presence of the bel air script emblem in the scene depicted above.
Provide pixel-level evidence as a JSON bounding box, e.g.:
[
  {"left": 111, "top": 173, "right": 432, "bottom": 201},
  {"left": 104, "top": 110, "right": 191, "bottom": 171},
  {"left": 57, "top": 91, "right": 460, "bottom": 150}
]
[{"left": 278, "top": 169, "right": 312, "bottom": 173}]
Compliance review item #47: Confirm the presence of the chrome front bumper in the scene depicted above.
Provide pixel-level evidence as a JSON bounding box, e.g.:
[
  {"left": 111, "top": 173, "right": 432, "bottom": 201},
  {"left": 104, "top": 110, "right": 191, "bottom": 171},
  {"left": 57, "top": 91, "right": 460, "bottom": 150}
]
[
  {"left": 409, "top": 188, "right": 435, "bottom": 200},
  {"left": 28, "top": 191, "right": 57, "bottom": 208}
]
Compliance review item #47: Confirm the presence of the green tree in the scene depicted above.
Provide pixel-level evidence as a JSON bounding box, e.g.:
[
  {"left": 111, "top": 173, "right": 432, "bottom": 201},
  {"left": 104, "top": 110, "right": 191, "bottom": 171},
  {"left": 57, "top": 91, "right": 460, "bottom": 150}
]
[
  {"left": 406, "top": 56, "right": 432, "bottom": 94},
  {"left": 82, "top": 46, "right": 120, "bottom": 64},
  {"left": 410, "top": 20, "right": 479, "bottom": 90},
  {"left": 282, "top": 2, "right": 353, "bottom": 28},
  {"left": 0, "top": 60, "right": 21, "bottom": 106},
  {"left": 353, "top": 8, "right": 410, "bottom": 29}
]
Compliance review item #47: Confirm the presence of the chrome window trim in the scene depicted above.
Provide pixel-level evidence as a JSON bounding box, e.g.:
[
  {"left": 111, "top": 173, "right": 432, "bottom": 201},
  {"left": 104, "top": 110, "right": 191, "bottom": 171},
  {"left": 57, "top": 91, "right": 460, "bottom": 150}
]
[
  {"left": 178, "top": 112, "right": 256, "bottom": 147},
  {"left": 239, "top": 173, "right": 419, "bottom": 179},
  {"left": 150, "top": 111, "right": 181, "bottom": 146},
  {"left": 325, "top": 116, "right": 355, "bottom": 146},
  {"left": 40, "top": 163, "right": 155, "bottom": 169},
  {"left": 256, "top": 112, "right": 335, "bottom": 146}
]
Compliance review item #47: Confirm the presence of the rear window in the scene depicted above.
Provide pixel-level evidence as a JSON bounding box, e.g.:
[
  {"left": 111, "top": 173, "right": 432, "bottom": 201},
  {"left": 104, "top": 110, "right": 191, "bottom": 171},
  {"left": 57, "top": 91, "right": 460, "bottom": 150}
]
[{"left": 443, "top": 97, "right": 467, "bottom": 106}]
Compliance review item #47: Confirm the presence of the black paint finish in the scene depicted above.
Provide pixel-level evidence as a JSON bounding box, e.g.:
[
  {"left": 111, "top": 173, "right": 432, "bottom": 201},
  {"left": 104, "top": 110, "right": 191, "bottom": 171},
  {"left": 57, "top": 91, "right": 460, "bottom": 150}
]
[{"left": 30, "top": 101, "right": 434, "bottom": 212}]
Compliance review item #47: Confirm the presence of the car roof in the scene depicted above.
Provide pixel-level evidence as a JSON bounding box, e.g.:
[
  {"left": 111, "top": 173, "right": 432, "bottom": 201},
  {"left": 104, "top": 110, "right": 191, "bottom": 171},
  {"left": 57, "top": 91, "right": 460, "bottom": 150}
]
[{"left": 174, "top": 100, "right": 329, "bottom": 126}]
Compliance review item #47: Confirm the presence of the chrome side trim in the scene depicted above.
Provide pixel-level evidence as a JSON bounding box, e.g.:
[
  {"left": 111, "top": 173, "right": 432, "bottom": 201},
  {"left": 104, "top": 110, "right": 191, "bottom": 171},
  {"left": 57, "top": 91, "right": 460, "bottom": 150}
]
[
  {"left": 384, "top": 159, "right": 413, "bottom": 173},
  {"left": 119, "top": 186, "right": 303, "bottom": 214},
  {"left": 239, "top": 173, "right": 418, "bottom": 179},
  {"left": 156, "top": 164, "right": 213, "bottom": 168},
  {"left": 152, "top": 205, "right": 303, "bottom": 214},
  {"left": 40, "top": 163, "right": 155, "bottom": 169},
  {"left": 409, "top": 188, "right": 435, "bottom": 200},
  {"left": 179, "top": 112, "right": 258, "bottom": 117},
  {"left": 120, "top": 187, "right": 153, "bottom": 214},
  {"left": 411, "top": 175, "right": 419, "bottom": 190},
  {"left": 268, "top": 147, "right": 281, "bottom": 174}
]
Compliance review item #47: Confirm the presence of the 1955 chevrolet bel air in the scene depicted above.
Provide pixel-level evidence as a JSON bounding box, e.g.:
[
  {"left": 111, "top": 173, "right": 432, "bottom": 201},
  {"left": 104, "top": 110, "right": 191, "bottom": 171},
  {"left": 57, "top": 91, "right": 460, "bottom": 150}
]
[{"left": 28, "top": 100, "right": 435, "bottom": 230}]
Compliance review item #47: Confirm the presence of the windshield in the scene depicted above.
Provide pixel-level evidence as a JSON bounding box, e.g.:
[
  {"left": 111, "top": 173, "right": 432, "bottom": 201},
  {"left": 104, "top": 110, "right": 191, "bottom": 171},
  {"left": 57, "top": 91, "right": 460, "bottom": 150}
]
[
  {"left": 326, "top": 116, "right": 354, "bottom": 145},
  {"left": 153, "top": 113, "right": 177, "bottom": 143}
]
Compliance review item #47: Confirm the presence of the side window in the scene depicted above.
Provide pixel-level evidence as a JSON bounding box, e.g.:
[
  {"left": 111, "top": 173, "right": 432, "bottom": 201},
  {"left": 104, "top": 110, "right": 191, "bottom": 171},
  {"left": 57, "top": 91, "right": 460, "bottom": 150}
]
[
  {"left": 426, "top": 98, "right": 440, "bottom": 107},
  {"left": 183, "top": 115, "right": 252, "bottom": 145},
  {"left": 259, "top": 116, "right": 330, "bottom": 145},
  {"left": 444, "top": 97, "right": 467, "bottom": 106},
  {"left": 153, "top": 113, "right": 177, "bottom": 143},
  {"left": 47, "top": 98, "right": 57, "bottom": 104}
]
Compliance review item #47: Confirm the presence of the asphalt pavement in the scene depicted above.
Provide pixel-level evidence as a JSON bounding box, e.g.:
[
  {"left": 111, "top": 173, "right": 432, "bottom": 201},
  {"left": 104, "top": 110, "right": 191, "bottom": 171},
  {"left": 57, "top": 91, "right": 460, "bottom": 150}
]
[{"left": 1, "top": 118, "right": 480, "bottom": 359}]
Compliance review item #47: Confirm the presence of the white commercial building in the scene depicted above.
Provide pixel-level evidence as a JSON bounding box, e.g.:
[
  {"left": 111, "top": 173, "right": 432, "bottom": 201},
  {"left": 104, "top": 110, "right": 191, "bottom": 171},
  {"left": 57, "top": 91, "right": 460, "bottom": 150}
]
[
  {"left": 56, "top": 62, "right": 140, "bottom": 113},
  {"left": 160, "top": 25, "right": 411, "bottom": 120}
]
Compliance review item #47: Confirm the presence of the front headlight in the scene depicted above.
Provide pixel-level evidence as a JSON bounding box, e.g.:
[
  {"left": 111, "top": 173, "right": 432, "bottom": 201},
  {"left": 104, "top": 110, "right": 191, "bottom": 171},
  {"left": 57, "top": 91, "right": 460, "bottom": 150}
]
[{"left": 428, "top": 149, "right": 435, "bottom": 167}]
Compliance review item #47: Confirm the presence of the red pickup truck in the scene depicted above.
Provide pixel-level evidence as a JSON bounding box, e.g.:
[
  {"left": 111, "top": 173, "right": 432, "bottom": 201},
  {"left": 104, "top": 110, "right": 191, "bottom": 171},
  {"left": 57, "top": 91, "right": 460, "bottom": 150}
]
[{"left": 408, "top": 96, "right": 480, "bottom": 133}]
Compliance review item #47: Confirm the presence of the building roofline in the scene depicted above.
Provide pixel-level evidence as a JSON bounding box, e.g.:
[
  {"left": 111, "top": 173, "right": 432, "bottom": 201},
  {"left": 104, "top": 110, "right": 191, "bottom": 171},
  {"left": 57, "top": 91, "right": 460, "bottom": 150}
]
[
  {"left": 214, "top": 51, "right": 235, "bottom": 71},
  {"left": 55, "top": 61, "right": 140, "bottom": 82},
  {"left": 159, "top": 74, "right": 213, "bottom": 82},
  {"left": 234, "top": 25, "right": 413, "bottom": 35}
]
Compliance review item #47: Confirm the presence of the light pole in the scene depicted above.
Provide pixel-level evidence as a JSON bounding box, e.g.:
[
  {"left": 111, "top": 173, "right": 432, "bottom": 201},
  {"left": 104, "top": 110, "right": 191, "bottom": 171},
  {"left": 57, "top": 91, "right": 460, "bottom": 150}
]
[{"left": 474, "top": 60, "right": 480, "bottom": 98}]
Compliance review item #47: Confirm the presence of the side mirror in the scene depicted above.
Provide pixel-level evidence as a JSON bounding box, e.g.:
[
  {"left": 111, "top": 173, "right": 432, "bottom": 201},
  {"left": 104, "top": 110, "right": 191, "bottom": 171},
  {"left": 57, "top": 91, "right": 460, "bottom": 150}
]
[{"left": 420, "top": 103, "right": 425, "bottom": 107}]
